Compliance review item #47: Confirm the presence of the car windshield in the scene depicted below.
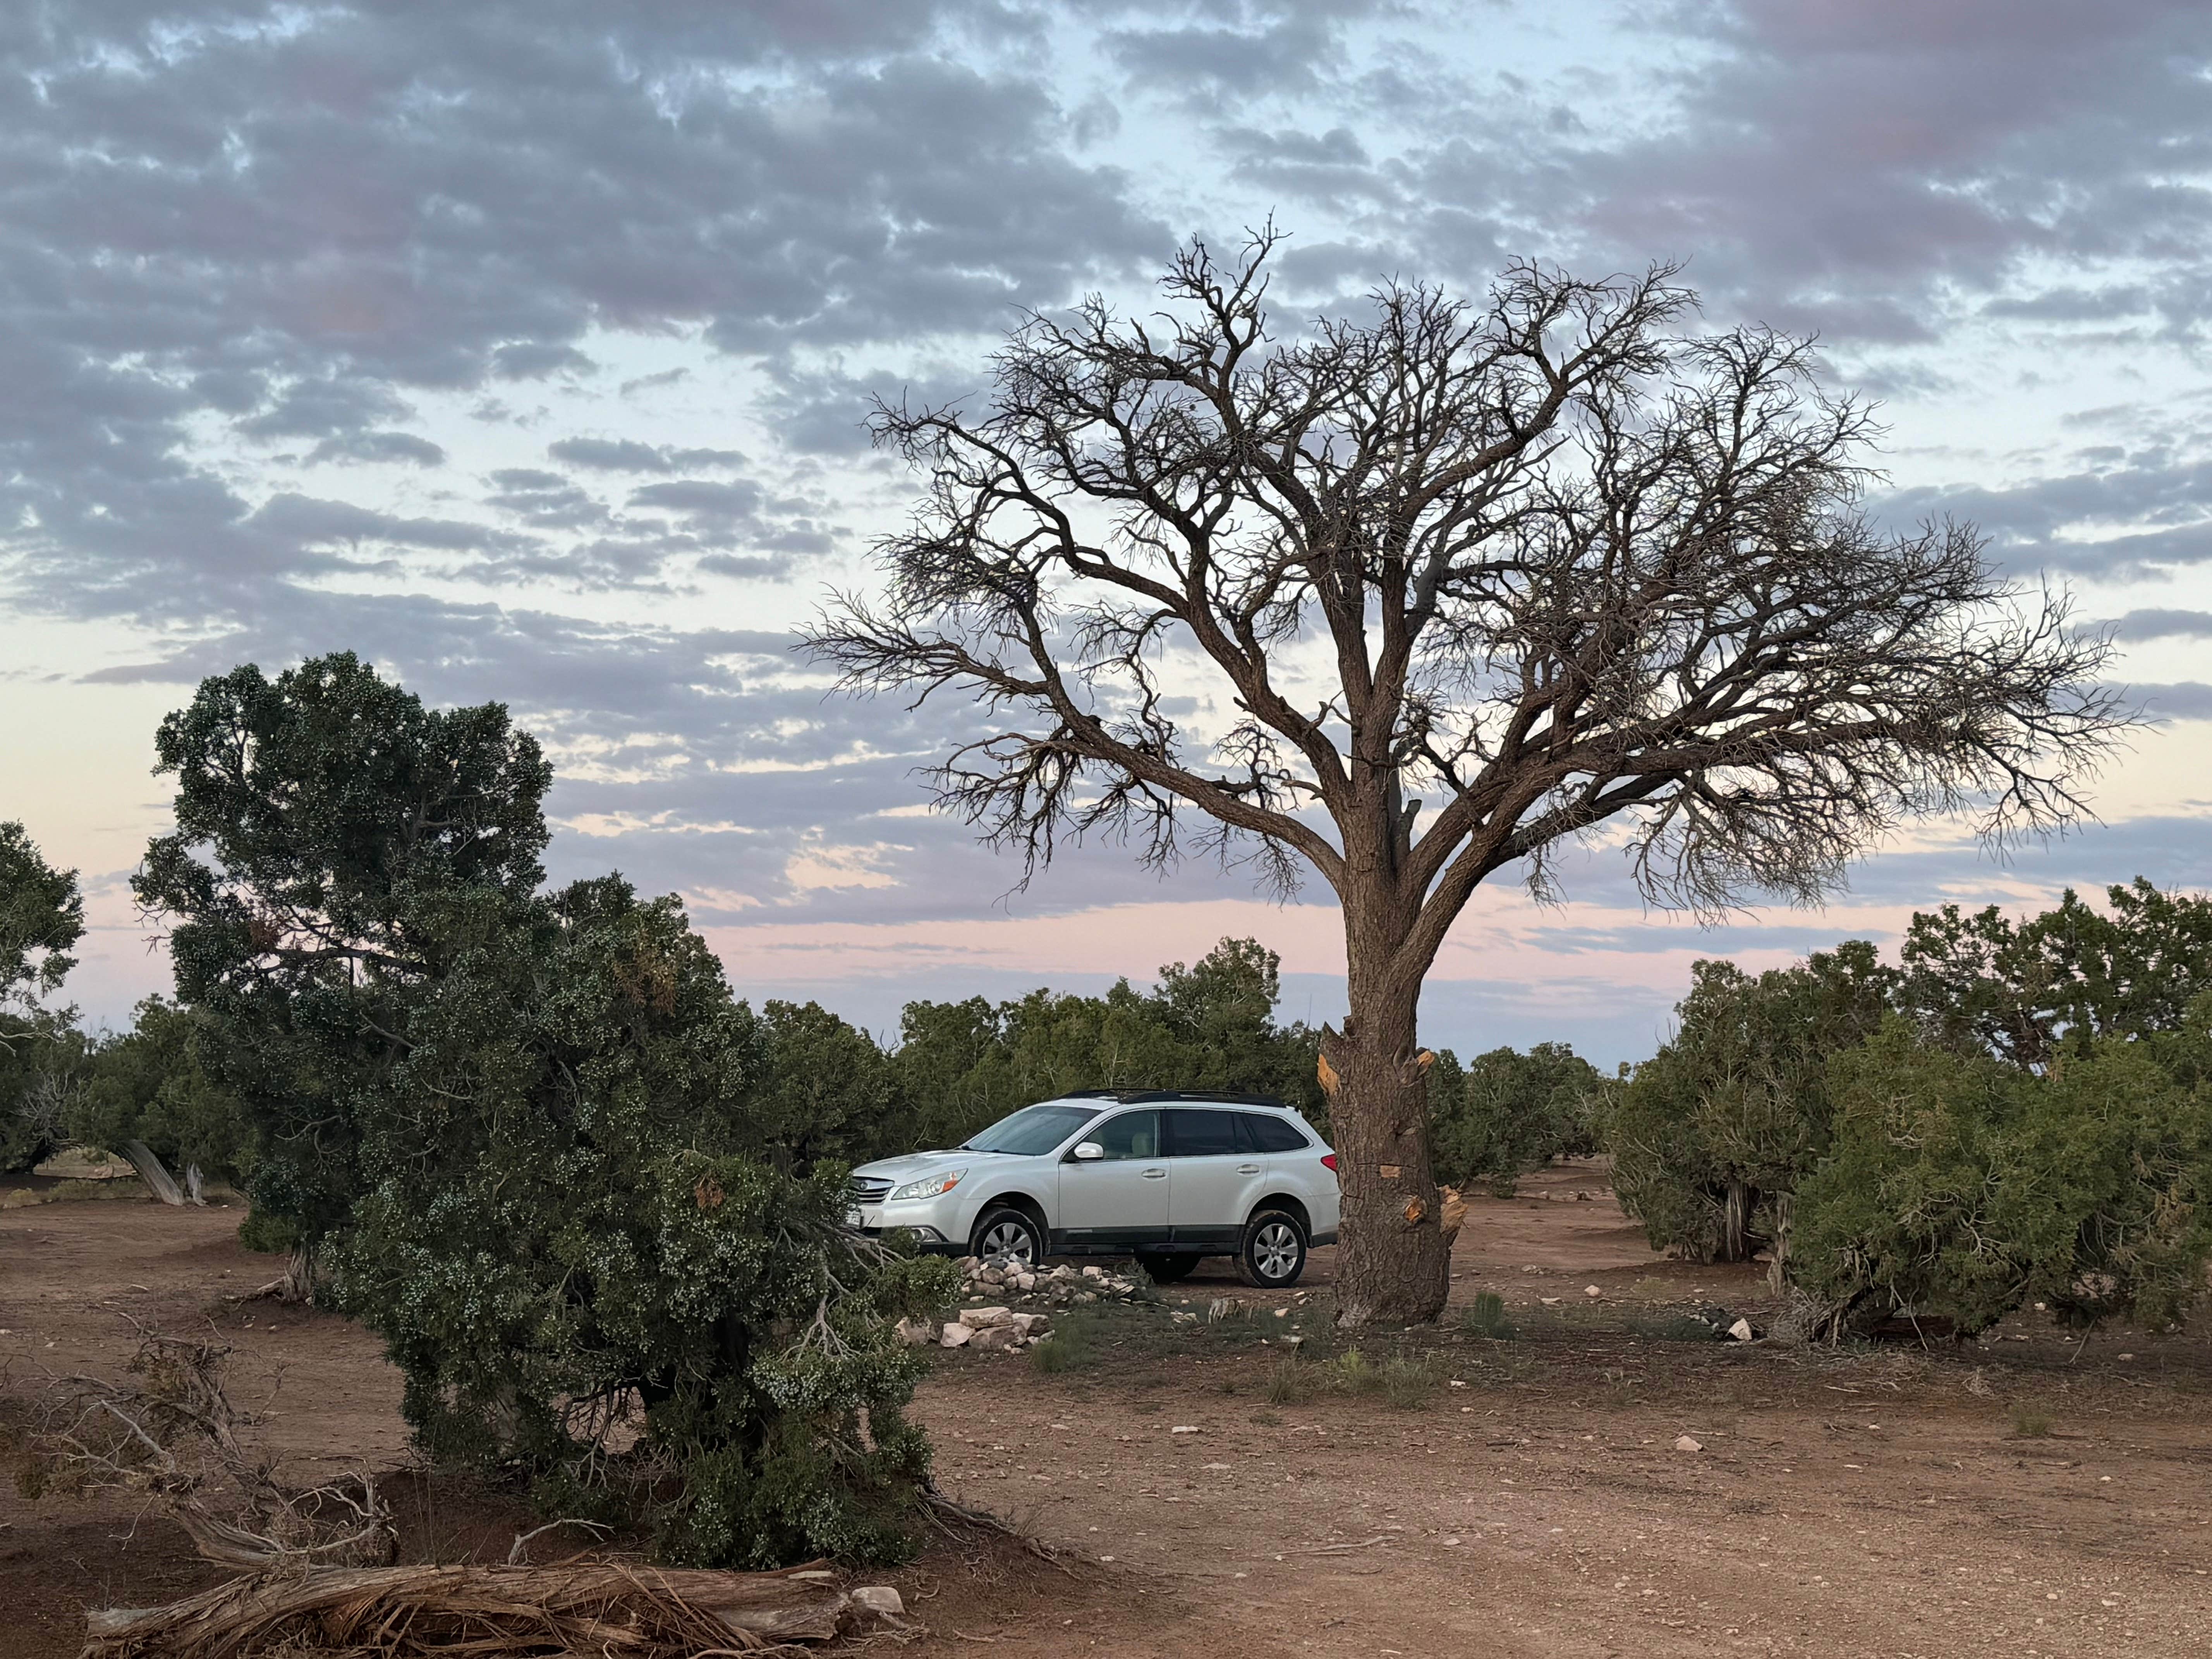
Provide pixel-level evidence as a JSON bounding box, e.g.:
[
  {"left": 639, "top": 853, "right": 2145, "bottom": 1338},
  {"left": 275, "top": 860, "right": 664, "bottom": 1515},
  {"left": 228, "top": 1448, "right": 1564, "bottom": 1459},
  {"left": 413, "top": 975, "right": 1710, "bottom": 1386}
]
[{"left": 960, "top": 1101, "right": 1103, "bottom": 1156}]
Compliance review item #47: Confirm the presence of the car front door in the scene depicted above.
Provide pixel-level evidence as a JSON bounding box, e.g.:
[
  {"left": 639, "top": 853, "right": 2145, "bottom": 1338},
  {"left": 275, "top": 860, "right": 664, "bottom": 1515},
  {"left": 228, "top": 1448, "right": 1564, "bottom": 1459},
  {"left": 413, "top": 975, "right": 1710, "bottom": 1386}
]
[
  {"left": 1055, "top": 1108, "right": 1169, "bottom": 1247},
  {"left": 1164, "top": 1108, "right": 1267, "bottom": 1248}
]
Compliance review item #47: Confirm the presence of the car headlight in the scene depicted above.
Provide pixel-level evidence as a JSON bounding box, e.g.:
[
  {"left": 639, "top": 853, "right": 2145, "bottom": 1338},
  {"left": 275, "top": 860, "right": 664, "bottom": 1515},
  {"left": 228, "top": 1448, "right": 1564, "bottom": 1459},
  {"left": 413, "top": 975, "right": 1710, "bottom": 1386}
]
[{"left": 889, "top": 1170, "right": 965, "bottom": 1201}]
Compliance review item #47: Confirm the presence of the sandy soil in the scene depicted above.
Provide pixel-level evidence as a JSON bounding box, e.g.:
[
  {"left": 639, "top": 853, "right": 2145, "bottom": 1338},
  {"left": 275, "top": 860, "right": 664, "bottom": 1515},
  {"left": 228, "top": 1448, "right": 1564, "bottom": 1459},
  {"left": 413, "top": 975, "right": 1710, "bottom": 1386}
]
[{"left": 5, "top": 1162, "right": 2210, "bottom": 1658}]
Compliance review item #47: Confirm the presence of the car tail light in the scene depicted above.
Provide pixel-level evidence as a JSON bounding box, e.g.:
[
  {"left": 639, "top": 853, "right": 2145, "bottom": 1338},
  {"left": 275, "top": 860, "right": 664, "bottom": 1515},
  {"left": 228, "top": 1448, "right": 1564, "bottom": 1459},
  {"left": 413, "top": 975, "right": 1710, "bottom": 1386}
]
[{"left": 1321, "top": 1154, "right": 1337, "bottom": 1172}]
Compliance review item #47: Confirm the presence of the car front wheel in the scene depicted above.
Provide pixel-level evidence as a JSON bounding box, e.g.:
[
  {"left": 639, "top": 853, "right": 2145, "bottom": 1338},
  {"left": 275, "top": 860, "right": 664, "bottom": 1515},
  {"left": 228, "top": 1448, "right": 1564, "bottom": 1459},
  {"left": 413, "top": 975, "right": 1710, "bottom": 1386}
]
[
  {"left": 970, "top": 1206, "right": 1045, "bottom": 1266},
  {"left": 1237, "top": 1210, "right": 1307, "bottom": 1288}
]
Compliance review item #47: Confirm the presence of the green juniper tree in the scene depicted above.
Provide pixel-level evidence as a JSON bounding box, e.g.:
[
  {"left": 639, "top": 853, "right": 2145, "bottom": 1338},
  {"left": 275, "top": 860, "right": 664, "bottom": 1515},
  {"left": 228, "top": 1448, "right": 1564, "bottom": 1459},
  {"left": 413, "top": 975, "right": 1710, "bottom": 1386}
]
[
  {"left": 0, "top": 822, "right": 87, "bottom": 1171},
  {"left": 1793, "top": 1012, "right": 2212, "bottom": 1336},
  {"left": 333, "top": 878, "right": 955, "bottom": 1566},
  {"left": 135, "top": 652, "right": 553, "bottom": 1267},
  {"left": 1609, "top": 941, "right": 1894, "bottom": 1270},
  {"left": 141, "top": 655, "right": 956, "bottom": 1565},
  {"left": 1432, "top": 1041, "right": 1609, "bottom": 1196}
]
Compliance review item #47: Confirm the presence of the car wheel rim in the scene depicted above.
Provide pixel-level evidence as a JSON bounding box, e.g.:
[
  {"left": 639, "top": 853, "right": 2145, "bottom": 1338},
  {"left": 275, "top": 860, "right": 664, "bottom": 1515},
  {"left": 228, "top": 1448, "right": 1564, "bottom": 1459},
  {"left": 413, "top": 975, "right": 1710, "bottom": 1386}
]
[
  {"left": 1254, "top": 1222, "right": 1299, "bottom": 1279},
  {"left": 982, "top": 1220, "right": 1033, "bottom": 1261}
]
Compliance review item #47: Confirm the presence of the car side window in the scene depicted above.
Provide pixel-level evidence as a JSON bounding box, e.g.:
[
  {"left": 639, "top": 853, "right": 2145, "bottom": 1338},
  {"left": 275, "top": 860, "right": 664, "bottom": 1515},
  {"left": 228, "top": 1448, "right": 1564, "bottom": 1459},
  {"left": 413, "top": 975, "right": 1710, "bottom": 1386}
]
[
  {"left": 1165, "top": 1108, "right": 1238, "bottom": 1157},
  {"left": 1086, "top": 1109, "right": 1160, "bottom": 1160},
  {"left": 1240, "top": 1113, "right": 1310, "bottom": 1154}
]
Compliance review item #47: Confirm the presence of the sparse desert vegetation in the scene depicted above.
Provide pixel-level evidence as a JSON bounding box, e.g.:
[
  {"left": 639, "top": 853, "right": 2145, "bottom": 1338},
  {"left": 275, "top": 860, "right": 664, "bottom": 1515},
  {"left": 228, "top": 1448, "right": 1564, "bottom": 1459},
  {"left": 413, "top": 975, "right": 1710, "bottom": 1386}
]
[{"left": 7, "top": 1163, "right": 2211, "bottom": 1657}]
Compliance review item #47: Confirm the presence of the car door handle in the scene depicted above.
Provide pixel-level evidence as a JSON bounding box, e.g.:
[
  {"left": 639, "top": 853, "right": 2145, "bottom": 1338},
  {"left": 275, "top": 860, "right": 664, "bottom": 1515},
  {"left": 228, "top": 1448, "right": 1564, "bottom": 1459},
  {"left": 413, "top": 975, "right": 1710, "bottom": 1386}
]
[
  {"left": 1142, "top": 1168, "right": 1167, "bottom": 1179},
  {"left": 1237, "top": 1164, "right": 1261, "bottom": 1175}
]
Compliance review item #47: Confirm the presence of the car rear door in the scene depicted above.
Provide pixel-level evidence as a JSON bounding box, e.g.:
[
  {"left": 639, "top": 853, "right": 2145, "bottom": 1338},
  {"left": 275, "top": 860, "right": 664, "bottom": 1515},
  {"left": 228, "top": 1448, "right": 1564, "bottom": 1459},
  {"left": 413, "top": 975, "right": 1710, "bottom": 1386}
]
[
  {"left": 1240, "top": 1110, "right": 1336, "bottom": 1237},
  {"left": 1163, "top": 1107, "right": 1269, "bottom": 1248},
  {"left": 1055, "top": 1108, "right": 1170, "bottom": 1247}
]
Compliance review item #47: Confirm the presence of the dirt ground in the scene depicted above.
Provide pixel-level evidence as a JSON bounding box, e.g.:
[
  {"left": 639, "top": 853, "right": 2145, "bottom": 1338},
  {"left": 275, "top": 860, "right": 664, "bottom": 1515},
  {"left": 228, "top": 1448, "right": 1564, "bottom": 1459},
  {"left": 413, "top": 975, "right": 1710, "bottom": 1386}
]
[{"left": 5, "top": 1161, "right": 2211, "bottom": 1658}]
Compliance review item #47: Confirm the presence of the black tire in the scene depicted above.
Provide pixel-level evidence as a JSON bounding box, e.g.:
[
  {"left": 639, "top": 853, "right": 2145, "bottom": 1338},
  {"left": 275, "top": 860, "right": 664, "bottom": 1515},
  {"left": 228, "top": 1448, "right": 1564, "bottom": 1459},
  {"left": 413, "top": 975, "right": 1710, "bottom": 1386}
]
[
  {"left": 1236, "top": 1209, "right": 1308, "bottom": 1288},
  {"left": 970, "top": 1206, "right": 1045, "bottom": 1266},
  {"left": 1137, "top": 1250, "right": 1199, "bottom": 1284}
]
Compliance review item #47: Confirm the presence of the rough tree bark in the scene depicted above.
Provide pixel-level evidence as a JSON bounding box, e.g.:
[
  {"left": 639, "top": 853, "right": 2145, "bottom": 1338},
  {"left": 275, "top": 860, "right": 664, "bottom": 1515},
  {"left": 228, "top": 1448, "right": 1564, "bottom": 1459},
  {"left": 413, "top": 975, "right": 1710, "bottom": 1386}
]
[{"left": 808, "top": 231, "right": 2125, "bottom": 1326}]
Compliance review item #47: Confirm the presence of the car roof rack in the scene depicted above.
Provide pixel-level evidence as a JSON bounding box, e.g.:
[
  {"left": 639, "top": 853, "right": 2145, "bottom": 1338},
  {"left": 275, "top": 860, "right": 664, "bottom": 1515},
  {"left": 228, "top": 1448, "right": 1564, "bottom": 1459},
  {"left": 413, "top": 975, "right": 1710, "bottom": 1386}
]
[{"left": 1065, "top": 1088, "right": 1293, "bottom": 1109}]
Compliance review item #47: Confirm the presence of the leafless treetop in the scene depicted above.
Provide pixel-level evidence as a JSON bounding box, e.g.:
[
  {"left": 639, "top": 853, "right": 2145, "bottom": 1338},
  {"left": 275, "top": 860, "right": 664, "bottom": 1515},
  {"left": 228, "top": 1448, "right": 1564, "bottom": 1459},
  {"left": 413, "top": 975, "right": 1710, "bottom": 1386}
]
[{"left": 809, "top": 232, "right": 2124, "bottom": 984}]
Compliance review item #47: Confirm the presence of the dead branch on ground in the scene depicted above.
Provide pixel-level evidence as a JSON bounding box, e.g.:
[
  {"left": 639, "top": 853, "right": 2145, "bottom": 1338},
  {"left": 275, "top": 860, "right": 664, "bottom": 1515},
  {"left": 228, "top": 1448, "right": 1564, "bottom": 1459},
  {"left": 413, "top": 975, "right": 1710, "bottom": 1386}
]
[
  {"left": 3, "top": 1323, "right": 393, "bottom": 1569},
  {"left": 81, "top": 1561, "right": 891, "bottom": 1657}
]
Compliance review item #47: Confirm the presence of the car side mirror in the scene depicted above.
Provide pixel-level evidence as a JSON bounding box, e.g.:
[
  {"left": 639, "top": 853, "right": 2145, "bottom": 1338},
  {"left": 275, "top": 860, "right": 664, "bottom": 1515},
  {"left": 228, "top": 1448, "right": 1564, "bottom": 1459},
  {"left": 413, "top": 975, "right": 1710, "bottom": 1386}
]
[{"left": 1069, "top": 1141, "right": 1104, "bottom": 1162}]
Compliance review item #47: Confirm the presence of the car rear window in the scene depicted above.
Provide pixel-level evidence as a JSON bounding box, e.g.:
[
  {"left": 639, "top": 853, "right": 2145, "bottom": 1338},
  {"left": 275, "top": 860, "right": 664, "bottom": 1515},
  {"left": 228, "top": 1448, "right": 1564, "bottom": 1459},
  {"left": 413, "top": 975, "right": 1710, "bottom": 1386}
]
[
  {"left": 1164, "top": 1108, "right": 1238, "bottom": 1157},
  {"left": 1238, "top": 1112, "right": 1310, "bottom": 1153}
]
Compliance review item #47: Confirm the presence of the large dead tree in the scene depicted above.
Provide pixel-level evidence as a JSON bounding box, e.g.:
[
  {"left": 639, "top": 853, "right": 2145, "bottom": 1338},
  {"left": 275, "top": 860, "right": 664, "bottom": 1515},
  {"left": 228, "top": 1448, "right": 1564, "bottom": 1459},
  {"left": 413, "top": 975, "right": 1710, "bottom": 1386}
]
[{"left": 807, "top": 233, "right": 2125, "bottom": 1326}]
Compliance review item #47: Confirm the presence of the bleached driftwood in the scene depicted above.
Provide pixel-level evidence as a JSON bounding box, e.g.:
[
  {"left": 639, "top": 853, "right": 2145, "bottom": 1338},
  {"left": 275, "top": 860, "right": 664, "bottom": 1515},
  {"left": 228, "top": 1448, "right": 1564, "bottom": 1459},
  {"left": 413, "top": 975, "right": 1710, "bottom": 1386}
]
[{"left": 82, "top": 1561, "right": 892, "bottom": 1657}]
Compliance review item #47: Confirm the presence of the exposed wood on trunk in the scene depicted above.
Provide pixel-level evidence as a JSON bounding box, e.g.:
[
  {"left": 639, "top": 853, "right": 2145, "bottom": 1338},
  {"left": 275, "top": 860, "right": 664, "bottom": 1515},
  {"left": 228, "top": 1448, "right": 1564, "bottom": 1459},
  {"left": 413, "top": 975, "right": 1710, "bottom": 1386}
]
[{"left": 117, "top": 1139, "right": 185, "bottom": 1207}]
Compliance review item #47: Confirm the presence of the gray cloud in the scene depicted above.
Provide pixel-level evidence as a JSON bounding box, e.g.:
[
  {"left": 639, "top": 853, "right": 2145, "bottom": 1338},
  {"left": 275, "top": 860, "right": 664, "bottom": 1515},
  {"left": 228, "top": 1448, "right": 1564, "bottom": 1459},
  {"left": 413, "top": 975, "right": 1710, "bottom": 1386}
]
[
  {"left": 0, "top": 2, "right": 1167, "bottom": 643},
  {"left": 1882, "top": 449, "right": 2212, "bottom": 579},
  {"left": 307, "top": 431, "right": 448, "bottom": 467},
  {"left": 12, "top": 0, "right": 2212, "bottom": 1041},
  {"left": 2105, "top": 609, "right": 2212, "bottom": 641},
  {"left": 550, "top": 439, "right": 750, "bottom": 474}
]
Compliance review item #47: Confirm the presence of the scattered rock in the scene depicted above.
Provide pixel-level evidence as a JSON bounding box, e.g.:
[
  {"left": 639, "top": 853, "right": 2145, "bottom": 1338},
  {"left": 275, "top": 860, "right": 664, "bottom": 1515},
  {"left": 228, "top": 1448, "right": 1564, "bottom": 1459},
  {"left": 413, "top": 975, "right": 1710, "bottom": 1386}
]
[
  {"left": 970, "top": 1324, "right": 1020, "bottom": 1351},
  {"left": 1728, "top": 1318, "right": 1756, "bottom": 1342},
  {"left": 938, "top": 1324, "right": 975, "bottom": 1349},
  {"left": 851, "top": 1585, "right": 905, "bottom": 1619},
  {"left": 893, "top": 1317, "right": 938, "bottom": 1347},
  {"left": 1170, "top": 1425, "right": 1203, "bottom": 1434},
  {"left": 1584, "top": 1285, "right": 1602, "bottom": 1298},
  {"left": 963, "top": 1305, "right": 1014, "bottom": 1329},
  {"left": 1674, "top": 1435, "right": 1702, "bottom": 1453}
]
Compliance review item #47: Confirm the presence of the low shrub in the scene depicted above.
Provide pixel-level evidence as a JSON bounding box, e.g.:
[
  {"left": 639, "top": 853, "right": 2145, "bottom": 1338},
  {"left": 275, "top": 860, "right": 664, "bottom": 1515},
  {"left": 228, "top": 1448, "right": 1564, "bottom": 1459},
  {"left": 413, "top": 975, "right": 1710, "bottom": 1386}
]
[
  {"left": 1461, "top": 1290, "right": 1515, "bottom": 1340},
  {"left": 1027, "top": 1314, "right": 1097, "bottom": 1374},
  {"left": 1790, "top": 1017, "right": 2212, "bottom": 1336},
  {"left": 1264, "top": 1356, "right": 1314, "bottom": 1405}
]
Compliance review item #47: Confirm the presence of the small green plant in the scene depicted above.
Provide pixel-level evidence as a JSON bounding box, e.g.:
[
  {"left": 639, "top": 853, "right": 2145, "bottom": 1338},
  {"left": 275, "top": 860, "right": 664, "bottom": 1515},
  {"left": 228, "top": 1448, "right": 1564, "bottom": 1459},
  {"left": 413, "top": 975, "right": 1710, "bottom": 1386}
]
[
  {"left": 1027, "top": 1314, "right": 1096, "bottom": 1375},
  {"left": 2009, "top": 1403, "right": 2054, "bottom": 1439},
  {"left": 1377, "top": 1354, "right": 1444, "bottom": 1410},
  {"left": 1324, "top": 1348, "right": 1377, "bottom": 1394},
  {"left": 1252, "top": 1410, "right": 1281, "bottom": 1427},
  {"left": 1265, "top": 1356, "right": 1315, "bottom": 1405},
  {"left": 1462, "top": 1291, "right": 1516, "bottom": 1340}
]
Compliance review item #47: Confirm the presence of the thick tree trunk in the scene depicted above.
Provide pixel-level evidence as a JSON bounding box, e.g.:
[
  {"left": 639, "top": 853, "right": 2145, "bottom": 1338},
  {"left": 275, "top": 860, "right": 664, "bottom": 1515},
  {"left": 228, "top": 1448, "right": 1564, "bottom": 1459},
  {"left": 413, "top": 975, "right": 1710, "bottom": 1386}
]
[
  {"left": 1319, "top": 988, "right": 1451, "bottom": 1328},
  {"left": 1718, "top": 1179, "right": 1758, "bottom": 1265}
]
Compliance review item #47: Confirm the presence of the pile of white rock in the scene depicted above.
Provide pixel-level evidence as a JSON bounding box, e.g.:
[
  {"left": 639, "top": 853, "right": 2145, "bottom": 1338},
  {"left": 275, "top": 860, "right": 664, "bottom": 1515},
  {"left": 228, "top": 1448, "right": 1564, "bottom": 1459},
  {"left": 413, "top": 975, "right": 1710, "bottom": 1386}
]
[
  {"left": 892, "top": 1254, "right": 1147, "bottom": 1353},
  {"left": 963, "top": 1254, "right": 1145, "bottom": 1306}
]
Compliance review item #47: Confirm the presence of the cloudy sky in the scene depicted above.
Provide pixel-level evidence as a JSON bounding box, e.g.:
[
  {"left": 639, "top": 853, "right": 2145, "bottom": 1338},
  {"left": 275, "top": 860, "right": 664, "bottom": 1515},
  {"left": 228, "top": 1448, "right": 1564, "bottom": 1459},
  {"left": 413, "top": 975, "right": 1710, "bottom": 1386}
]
[{"left": 5, "top": 0, "right": 2212, "bottom": 1063}]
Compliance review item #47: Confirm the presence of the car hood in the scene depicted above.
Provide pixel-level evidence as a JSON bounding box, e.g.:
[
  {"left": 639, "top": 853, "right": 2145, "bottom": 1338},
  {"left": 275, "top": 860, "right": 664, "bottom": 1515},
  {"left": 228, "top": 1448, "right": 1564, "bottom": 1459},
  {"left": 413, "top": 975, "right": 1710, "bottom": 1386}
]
[{"left": 850, "top": 1149, "right": 985, "bottom": 1184}]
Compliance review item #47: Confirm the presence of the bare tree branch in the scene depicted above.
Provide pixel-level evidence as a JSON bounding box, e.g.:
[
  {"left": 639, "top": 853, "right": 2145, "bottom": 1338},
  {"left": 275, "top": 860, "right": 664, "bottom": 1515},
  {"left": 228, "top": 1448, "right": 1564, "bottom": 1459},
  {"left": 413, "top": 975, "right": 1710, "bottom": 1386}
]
[{"left": 803, "top": 231, "right": 2129, "bottom": 1324}]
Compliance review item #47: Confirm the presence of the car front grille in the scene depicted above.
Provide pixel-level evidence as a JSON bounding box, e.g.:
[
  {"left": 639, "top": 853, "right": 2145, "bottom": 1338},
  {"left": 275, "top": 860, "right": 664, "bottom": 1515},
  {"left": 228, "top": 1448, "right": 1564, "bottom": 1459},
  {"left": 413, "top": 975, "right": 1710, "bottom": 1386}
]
[{"left": 848, "top": 1176, "right": 895, "bottom": 1205}]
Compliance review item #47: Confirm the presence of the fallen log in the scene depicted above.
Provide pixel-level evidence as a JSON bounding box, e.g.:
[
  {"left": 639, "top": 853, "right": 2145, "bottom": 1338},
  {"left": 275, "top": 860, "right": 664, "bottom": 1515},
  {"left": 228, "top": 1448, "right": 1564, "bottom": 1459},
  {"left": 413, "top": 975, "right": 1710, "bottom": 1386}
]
[{"left": 82, "top": 1560, "right": 901, "bottom": 1657}]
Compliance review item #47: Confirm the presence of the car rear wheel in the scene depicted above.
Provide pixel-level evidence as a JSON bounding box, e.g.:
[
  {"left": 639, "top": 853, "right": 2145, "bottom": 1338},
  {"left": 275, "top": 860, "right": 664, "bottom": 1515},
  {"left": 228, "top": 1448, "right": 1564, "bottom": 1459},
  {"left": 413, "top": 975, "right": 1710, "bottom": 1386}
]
[
  {"left": 970, "top": 1206, "right": 1044, "bottom": 1266},
  {"left": 1137, "top": 1250, "right": 1199, "bottom": 1284},
  {"left": 1237, "top": 1210, "right": 1307, "bottom": 1288}
]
